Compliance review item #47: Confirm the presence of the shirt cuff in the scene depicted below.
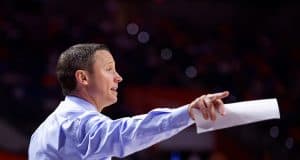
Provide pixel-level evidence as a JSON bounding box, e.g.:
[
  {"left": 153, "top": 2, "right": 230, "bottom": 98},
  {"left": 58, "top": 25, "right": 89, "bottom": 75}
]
[{"left": 171, "top": 104, "right": 195, "bottom": 128}]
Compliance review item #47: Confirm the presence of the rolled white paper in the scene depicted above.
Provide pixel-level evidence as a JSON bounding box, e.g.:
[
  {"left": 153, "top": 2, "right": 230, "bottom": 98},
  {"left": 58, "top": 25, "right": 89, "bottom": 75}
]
[{"left": 192, "top": 98, "right": 280, "bottom": 134}]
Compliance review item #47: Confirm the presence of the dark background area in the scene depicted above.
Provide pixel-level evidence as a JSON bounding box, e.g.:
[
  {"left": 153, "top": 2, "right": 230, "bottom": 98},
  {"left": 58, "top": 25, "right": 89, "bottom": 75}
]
[{"left": 0, "top": 0, "right": 299, "bottom": 159}]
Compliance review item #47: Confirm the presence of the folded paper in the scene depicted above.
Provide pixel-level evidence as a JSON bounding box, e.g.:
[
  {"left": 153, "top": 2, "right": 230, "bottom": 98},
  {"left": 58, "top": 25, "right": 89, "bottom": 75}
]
[{"left": 192, "top": 98, "right": 280, "bottom": 134}]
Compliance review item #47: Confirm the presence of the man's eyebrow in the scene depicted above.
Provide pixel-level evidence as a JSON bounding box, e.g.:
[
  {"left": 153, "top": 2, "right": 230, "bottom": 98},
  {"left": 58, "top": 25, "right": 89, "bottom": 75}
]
[{"left": 105, "top": 61, "right": 115, "bottom": 65}]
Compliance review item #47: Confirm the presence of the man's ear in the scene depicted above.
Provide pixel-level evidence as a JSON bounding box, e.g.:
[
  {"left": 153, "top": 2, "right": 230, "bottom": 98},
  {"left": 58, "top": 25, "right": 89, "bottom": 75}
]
[{"left": 75, "top": 70, "right": 89, "bottom": 86}]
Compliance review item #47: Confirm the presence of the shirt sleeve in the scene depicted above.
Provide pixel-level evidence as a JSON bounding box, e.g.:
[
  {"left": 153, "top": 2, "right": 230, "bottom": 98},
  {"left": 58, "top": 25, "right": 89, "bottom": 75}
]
[{"left": 69, "top": 105, "right": 194, "bottom": 159}]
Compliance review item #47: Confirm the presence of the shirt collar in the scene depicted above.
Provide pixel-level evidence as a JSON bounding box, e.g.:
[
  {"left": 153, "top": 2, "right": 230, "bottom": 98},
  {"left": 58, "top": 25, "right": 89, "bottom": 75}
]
[{"left": 65, "top": 95, "right": 98, "bottom": 112}]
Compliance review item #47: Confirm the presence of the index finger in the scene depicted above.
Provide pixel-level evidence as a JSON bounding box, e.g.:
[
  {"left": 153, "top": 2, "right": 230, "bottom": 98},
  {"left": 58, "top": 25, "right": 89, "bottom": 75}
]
[{"left": 208, "top": 91, "right": 230, "bottom": 101}]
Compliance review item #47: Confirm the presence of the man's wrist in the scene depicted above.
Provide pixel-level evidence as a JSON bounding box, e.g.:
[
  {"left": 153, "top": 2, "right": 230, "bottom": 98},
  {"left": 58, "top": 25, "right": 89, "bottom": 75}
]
[{"left": 188, "top": 103, "right": 195, "bottom": 120}]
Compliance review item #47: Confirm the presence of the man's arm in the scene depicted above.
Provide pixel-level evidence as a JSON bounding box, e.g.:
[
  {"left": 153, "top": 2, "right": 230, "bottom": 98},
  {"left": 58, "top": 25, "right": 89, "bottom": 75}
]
[
  {"left": 73, "top": 105, "right": 193, "bottom": 159},
  {"left": 68, "top": 91, "right": 229, "bottom": 159}
]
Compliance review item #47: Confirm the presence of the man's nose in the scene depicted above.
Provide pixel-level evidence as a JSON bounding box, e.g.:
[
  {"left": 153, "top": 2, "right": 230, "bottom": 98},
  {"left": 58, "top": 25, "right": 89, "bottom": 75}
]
[{"left": 115, "top": 72, "right": 123, "bottom": 83}]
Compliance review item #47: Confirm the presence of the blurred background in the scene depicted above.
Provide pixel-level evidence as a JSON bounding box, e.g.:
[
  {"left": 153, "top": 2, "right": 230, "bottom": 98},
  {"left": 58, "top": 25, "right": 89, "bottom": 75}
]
[{"left": 0, "top": 0, "right": 299, "bottom": 159}]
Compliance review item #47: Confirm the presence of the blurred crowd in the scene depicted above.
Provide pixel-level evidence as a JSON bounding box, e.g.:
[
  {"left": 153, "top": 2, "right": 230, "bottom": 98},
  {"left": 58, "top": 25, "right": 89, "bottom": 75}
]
[{"left": 0, "top": 0, "right": 299, "bottom": 159}]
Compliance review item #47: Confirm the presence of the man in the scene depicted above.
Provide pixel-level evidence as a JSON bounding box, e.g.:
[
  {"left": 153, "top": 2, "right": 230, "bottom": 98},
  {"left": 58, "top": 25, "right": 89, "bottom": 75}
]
[{"left": 28, "top": 43, "right": 229, "bottom": 160}]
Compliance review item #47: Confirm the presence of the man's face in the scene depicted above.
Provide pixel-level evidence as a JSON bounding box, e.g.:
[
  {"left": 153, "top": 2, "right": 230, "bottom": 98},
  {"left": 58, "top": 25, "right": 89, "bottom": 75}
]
[{"left": 87, "top": 50, "right": 123, "bottom": 108}]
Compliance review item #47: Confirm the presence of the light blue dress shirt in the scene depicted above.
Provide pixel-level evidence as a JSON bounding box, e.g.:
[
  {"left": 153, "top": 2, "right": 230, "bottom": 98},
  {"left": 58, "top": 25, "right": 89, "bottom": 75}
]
[{"left": 28, "top": 96, "right": 194, "bottom": 160}]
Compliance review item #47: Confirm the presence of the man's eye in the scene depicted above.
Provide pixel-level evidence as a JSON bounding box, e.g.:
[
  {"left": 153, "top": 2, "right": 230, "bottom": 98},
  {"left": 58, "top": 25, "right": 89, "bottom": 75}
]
[{"left": 106, "top": 68, "right": 113, "bottom": 72}]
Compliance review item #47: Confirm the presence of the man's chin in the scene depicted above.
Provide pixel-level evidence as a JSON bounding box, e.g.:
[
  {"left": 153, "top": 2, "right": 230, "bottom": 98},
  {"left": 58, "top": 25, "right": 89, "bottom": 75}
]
[{"left": 106, "top": 97, "right": 118, "bottom": 106}]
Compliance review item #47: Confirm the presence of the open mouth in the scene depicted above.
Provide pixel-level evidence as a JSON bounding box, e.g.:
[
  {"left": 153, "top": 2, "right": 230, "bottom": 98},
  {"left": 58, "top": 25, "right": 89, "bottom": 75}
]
[{"left": 111, "top": 87, "right": 118, "bottom": 92}]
